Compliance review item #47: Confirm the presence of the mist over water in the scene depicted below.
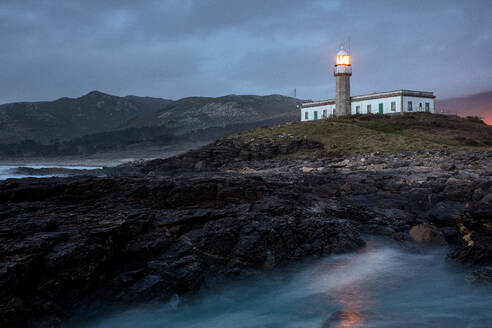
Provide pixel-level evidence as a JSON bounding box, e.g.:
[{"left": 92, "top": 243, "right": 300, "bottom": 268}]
[
  {"left": 0, "top": 165, "right": 102, "bottom": 180},
  {"left": 66, "top": 240, "right": 492, "bottom": 328}
]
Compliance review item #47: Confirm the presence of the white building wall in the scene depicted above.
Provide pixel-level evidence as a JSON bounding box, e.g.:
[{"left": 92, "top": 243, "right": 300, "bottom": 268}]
[
  {"left": 402, "top": 96, "right": 435, "bottom": 113},
  {"left": 350, "top": 95, "right": 402, "bottom": 115},
  {"left": 301, "top": 104, "right": 336, "bottom": 121},
  {"left": 301, "top": 94, "right": 435, "bottom": 121}
]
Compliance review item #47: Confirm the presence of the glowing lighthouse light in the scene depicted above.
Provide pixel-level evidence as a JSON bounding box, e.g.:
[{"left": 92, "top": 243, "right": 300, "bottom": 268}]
[
  {"left": 336, "top": 48, "right": 351, "bottom": 66},
  {"left": 336, "top": 54, "right": 350, "bottom": 65}
]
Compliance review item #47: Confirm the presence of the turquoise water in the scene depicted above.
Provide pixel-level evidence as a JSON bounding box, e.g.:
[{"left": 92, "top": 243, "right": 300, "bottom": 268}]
[
  {"left": 66, "top": 240, "right": 492, "bottom": 327},
  {"left": 0, "top": 165, "right": 102, "bottom": 180}
]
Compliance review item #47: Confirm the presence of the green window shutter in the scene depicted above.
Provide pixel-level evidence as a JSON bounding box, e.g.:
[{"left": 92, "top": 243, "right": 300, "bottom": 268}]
[
  {"left": 314, "top": 111, "right": 318, "bottom": 120},
  {"left": 379, "top": 103, "right": 383, "bottom": 114}
]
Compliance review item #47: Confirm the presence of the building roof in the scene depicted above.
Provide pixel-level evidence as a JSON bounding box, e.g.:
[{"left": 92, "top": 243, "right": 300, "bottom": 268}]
[
  {"left": 301, "top": 99, "right": 335, "bottom": 108},
  {"left": 301, "top": 89, "right": 435, "bottom": 109}
]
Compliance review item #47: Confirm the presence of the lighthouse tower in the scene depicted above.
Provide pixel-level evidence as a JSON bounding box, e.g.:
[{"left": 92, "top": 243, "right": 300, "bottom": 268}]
[{"left": 334, "top": 47, "right": 352, "bottom": 116}]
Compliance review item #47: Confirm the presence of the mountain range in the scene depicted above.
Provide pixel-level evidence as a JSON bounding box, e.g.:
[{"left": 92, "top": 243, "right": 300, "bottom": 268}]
[
  {"left": 435, "top": 91, "right": 492, "bottom": 125},
  {"left": 0, "top": 91, "right": 172, "bottom": 144},
  {"left": 0, "top": 91, "right": 302, "bottom": 157},
  {"left": 123, "top": 94, "right": 300, "bottom": 134}
]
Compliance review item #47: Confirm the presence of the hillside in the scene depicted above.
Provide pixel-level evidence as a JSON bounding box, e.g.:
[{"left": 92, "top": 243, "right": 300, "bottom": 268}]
[
  {"left": 123, "top": 95, "right": 173, "bottom": 112},
  {"left": 231, "top": 113, "right": 492, "bottom": 154},
  {"left": 0, "top": 94, "right": 303, "bottom": 157},
  {"left": 0, "top": 91, "right": 172, "bottom": 144},
  {"left": 436, "top": 91, "right": 492, "bottom": 124},
  {"left": 123, "top": 94, "right": 301, "bottom": 134}
]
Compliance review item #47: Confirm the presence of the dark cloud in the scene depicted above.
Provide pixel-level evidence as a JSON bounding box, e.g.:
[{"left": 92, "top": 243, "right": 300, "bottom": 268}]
[{"left": 1, "top": 0, "right": 491, "bottom": 103}]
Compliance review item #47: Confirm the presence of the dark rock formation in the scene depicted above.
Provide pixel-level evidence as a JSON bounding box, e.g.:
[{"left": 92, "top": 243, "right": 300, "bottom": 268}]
[
  {"left": 0, "top": 173, "right": 363, "bottom": 327},
  {"left": 448, "top": 202, "right": 492, "bottom": 265},
  {"left": 466, "top": 266, "right": 492, "bottom": 284},
  {"left": 427, "top": 201, "right": 464, "bottom": 227},
  {"left": 1, "top": 142, "right": 491, "bottom": 326},
  {"left": 140, "top": 137, "right": 324, "bottom": 174},
  {"left": 409, "top": 224, "right": 445, "bottom": 244}
]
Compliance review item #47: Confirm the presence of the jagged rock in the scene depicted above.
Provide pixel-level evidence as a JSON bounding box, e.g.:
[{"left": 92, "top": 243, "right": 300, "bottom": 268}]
[
  {"left": 440, "top": 178, "right": 474, "bottom": 202},
  {"left": 2, "top": 144, "right": 492, "bottom": 326},
  {"left": 408, "top": 188, "right": 438, "bottom": 211},
  {"left": 0, "top": 173, "right": 364, "bottom": 327},
  {"left": 427, "top": 201, "right": 464, "bottom": 227},
  {"left": 194, "top": 160, "right": 206, "bottom": 171},
  {"left": 448, "top": 202, "right": 492, "bottom": 264},
  {"left": 409, "top": 224, "right": 444, "bottom": 244},
  {"left": 466, "top": 266, "right": 492, "bottom": 284},
  {"left": 480, "top": 193, "right": 492, "bottom": 204},
  {"left": 440, "top": 163, "right": 456, "bottom": 171}
]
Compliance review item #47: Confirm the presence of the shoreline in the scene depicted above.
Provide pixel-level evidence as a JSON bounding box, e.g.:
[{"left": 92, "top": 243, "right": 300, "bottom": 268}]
[
  {"left": 0, "top": 137, "right": 491, "bottom": 327},
  {"left": 0, "top": 142, "right": 207, "bottom": 167}
]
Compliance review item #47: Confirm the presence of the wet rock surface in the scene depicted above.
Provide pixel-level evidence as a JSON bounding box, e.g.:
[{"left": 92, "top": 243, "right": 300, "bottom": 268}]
[
  {"left": 1, "top": 140, "right": 491, "bottom": 327},
  {"left": 449, "top": 202, "right": 492, "bottom": 265}
]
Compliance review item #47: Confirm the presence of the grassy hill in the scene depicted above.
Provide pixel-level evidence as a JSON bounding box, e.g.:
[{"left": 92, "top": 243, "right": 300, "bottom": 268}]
[{"left": 231, "top": 113, "right": 492, "bottom": 154}]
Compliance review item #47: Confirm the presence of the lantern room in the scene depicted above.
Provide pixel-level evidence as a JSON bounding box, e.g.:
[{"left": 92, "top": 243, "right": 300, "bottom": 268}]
[{"left": 336, "top": 48, "right": 351, "bottom": 66}]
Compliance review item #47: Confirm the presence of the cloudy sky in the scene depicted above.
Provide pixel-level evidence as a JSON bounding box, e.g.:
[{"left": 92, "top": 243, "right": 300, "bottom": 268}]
[{"left": 1, "top": 0, "right": 491, "bottom": 104}]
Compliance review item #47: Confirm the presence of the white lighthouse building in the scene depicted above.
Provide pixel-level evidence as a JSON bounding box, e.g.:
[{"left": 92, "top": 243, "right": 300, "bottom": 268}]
[{"left": 301, "top": 46, "right": 435, "bottom": 121}]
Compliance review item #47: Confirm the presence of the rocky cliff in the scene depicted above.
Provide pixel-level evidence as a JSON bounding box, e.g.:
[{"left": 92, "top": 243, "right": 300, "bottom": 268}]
[{"left": 1, "top": 131, "right": 491, "bottom": 326}]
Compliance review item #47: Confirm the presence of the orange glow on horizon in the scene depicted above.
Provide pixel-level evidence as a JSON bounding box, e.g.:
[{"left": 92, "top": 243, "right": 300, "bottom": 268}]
[
  {"left": 336, "top": 55, "right": 351, "bottom": 66},
  {"left": 484, "top": 116, "right": 492, "bottom": 125}
]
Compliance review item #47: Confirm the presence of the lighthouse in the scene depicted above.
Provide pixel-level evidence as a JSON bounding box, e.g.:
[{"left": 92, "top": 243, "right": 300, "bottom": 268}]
[
  {"left": 300, "top": 45, "right": 435, "bottom": 121},
  {"left": 334, "top": 47, "right": 352, "bottom": 116}
]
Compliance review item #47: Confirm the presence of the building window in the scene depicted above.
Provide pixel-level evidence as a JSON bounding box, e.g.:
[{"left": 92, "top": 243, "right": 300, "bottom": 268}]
[
  {"left": 419, "top": 103, "right": 423, "bottom": 112},
  {"left": 367, "top": 104, "right": 372, "bottom": 114},
  {"left": 323, "top": 109, "right": 327, "bottom": 118},
  {"left": 356, "top": 105, "right": 360, "bottom": 114},
  {"left": 408, "top": 101, "right": 413, "bottom": 111},
  {"left": 305, "top": 112, "right": 308, "bottom": 120},
  {"left": 425, "top": 102, "right": 430, "bottom": 112},
  {"left": 391, "top": 102, "right": 396, "bottom": 112}
]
